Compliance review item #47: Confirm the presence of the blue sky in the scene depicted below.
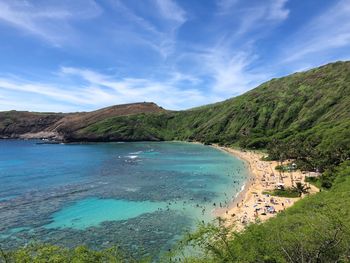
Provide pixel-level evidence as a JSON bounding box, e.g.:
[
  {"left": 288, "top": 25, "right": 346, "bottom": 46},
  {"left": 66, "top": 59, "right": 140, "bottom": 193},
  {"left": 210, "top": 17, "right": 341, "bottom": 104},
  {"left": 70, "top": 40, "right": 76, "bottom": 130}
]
[{"left": 0, "top": 0, "right": 349, "bottom": 112}]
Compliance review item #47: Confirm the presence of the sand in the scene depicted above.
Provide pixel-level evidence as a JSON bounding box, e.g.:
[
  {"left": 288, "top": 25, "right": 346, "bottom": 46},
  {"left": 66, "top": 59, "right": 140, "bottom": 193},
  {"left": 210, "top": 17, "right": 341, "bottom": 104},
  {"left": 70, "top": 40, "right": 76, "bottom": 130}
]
[{"left": 212, "top": 145, "right": 319, "bottom": 231}]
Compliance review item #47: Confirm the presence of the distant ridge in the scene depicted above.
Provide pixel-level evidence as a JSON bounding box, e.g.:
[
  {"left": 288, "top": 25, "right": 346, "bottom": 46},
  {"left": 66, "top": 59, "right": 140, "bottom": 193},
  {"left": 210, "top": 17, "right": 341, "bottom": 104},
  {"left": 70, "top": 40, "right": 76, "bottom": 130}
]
[
  {"left": 0, "top": 102, "right": 166, "bottom": 140},
  {"left": 1, "top": 61, "right": 349, "bottom": 169}
]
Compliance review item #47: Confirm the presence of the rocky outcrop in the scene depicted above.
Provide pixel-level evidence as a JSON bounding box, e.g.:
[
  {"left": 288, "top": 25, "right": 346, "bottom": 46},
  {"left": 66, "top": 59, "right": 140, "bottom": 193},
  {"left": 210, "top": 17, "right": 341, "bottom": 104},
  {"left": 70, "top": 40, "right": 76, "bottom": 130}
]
[
  {"left": 0, "top": 111, "right": 65, "bottom": 139},
  {"left": 0, "top": 102, "right": 167, "bottom": 141}
]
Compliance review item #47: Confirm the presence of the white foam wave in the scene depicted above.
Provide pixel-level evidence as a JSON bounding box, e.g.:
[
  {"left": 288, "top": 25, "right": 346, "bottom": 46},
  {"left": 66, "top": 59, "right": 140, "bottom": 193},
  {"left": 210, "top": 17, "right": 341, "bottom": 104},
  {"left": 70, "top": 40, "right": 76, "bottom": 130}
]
[
  {"left": 127, "top": 155, "right": 138, "bottom": 159},
  {"left": 129, "top": 151, "right": 142, "bottom": 154}
]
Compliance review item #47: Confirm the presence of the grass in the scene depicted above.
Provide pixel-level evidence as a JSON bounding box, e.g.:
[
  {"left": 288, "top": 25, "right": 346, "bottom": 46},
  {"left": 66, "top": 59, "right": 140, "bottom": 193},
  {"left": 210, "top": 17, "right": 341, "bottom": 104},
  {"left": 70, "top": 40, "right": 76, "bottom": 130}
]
[
  {"left": 263, "top": 188, "right": 300, "bottom": 198},
  {"left": 305, "top": 176, "right": 323, "bottom": 189}
]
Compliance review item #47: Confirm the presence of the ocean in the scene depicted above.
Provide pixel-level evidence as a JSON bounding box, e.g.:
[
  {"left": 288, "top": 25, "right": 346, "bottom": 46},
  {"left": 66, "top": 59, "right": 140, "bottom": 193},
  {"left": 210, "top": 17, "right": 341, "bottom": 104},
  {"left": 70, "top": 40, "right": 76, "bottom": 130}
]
[{"left": 0, "top": 140, "right": 248, "bottom": 258}]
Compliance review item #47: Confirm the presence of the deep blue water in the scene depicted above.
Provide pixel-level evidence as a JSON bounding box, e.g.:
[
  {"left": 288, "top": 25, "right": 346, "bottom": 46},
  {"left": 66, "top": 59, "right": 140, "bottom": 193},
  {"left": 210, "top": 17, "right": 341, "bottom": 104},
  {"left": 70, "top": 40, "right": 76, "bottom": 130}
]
[{"left": 0, "top": 140, "right": 248, "bottom": 258}]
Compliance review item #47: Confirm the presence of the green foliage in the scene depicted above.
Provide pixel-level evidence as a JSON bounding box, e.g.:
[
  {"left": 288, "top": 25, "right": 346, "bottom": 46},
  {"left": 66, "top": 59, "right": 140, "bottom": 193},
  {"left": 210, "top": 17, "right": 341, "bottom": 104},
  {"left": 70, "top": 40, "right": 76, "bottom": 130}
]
[
  {"left": 263, "top": 188, "right": 300, "bottom": 198},
  {"left": 275, "top": 165, "right": 284, "bottom": 171},
  {"left": 175, "top": 161, "right": 350, "bottom": 263},
  {"left": 1, "top": 62, "right": 350, "bottom": 262},
  {"left": 306, "top": 160, "right": 350, "bottom": 189},
  {"left": 305, "top": 176, "right": 323, "bottom": 189},
  {"left": 1, "top": 61, "right": 349, "bottom": 169},
  {"left": 0, "top": 244, "right": 144, "bottom": 263},
  {"left": 71, "top": 61, "right": 350, "bottom": 171},
  {"left": 291, "top": 182, "right": 311, "bottom": 197}
]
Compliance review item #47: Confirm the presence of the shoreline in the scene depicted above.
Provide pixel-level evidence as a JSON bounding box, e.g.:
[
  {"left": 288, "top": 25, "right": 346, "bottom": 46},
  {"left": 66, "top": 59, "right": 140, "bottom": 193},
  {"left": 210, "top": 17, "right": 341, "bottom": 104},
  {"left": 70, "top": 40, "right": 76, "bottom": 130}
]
[
  {"left": 211, "top": 146, "right": 256, "bottom": 218},
  {"left": 1, "top": 138, "right": 317, "bottom": 231},
  {"left": 211, "top": 145, "right": 319, "bottom": 231},
  {"left": 212, "top": 147, "right": 254, "bottom": 215}
]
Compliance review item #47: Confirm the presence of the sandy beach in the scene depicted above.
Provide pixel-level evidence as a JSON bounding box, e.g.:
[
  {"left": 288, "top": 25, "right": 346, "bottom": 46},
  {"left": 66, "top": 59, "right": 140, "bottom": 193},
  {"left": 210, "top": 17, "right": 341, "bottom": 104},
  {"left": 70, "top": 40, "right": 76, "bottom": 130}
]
[{"left": 213, "top": 145, "right": 319, "bottom": 231}]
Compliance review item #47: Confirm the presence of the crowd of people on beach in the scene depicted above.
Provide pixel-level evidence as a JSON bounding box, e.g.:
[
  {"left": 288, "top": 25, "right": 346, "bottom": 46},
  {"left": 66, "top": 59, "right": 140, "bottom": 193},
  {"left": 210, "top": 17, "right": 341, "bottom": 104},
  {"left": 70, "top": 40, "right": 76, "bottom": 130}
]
[
  {"left": 217, "top": 148, "right": 317, "bottom": 230},
  {"left": 145, "top": 146, "right": 316, "bottom": 231}
]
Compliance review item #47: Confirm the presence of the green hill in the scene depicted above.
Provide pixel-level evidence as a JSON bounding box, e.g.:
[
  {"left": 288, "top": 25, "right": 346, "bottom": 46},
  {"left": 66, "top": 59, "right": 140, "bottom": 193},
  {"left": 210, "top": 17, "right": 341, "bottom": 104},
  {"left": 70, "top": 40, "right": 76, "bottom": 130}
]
[
  {"left": 0, "top": 102, "right": 166, "bottom": 140},
  {"left": 76, "top": 61, "right": 350, "bottom": 170},
  {"left": 0, "top": 61, "right": 350, "bottom": 262},
  {"left": 1, "top": 61, "right": 349, "bottom": 170}
]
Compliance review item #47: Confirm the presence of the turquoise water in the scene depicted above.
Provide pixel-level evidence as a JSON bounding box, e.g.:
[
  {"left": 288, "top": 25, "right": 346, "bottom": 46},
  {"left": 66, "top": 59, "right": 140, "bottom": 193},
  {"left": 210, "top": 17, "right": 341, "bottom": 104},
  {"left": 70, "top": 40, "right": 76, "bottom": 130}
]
[
  {"left": 0, "top": 140, "right": 248, "bottom": 258},
  {"left": 45, "top": 198, "right": 167, "bottom": 230}
]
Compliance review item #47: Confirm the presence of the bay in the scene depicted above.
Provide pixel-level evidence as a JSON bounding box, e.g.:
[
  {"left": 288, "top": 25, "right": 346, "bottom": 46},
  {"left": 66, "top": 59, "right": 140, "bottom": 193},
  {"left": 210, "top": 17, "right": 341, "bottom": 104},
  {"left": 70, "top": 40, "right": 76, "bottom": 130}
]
[{"left": 0, "top": 140, "right": 248, "bottom": 258}]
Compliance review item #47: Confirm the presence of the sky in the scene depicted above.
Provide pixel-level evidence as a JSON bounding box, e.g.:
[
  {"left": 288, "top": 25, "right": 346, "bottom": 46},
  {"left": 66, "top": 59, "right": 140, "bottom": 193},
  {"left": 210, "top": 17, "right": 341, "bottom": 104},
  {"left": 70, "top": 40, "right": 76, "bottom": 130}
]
[{"left": 0, "top": 0, "right": 350, "bottom": 112}]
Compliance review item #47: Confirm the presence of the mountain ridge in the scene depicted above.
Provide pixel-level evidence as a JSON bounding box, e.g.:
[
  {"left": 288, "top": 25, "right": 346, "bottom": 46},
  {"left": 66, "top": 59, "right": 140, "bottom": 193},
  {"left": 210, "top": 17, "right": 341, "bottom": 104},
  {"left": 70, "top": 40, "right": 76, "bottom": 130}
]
[
  {"left": 1, "top": 61, "right": 349, "bottom": 169},
  {"left": 0, "top": 102, "right": 166, "bottom": 140}
]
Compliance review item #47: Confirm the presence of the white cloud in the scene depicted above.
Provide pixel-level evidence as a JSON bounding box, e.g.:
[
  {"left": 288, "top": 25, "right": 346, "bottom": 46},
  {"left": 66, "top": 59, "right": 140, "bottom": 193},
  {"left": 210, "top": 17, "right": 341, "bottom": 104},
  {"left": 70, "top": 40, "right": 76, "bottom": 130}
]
[
  {"left": 108, "top": 0, "right": 185, "bottom": 58},
  {"left": 155, "top": 0, "right": 186, "bottom": 24},
  {"left": 0, "top": 67, "right": 212, "bottom": 112},
  {"left": 216, "top": 0, "right": 239, "bottom": 15},
  {"left": 169, "top": 72, "right": 201, "bottom": 85},
  {"left": 0, "top": 96, "right": 79, "bottom": 113},
  {"left": 0, "top": 0, "right": 102, "bottom": 46},
  {"left": 283, "top": 0, "right": 350, "bottom": 63},
  {"left": 0, "top": 77, "right": 92, "bottom": 105},
  {"left": 204, "top": 52, "right": 257, "bottom": 94},
  {"left": 170, "top": 41, "right": 270, "bottom": 103},
  {"left": 112, "top": 0, "right": 161, "bottom": 37},
  {"left": 216, "top": 0, "right": 289, "bottom": 37},
  {"left": 267, "top": 0, "right": 289, "bottom": 20},
  {"left": 198, "top": 47, "right": 268, "bottom": 97},
  {"left": 60, "top": 67, "right": 207, "bottom": 109}
]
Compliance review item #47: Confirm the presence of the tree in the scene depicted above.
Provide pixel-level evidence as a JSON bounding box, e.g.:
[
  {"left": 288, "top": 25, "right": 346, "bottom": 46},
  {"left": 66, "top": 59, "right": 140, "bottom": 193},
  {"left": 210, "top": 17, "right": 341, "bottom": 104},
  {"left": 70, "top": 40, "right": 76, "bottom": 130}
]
[{"left": 292, "top": 182, "right": 310, "bottom": 197}]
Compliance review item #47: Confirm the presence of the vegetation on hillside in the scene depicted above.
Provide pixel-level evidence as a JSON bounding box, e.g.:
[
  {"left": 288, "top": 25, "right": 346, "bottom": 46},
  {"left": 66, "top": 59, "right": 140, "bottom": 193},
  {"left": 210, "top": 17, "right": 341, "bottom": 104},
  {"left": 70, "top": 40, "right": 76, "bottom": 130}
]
[
  {"left": 1, "top": 62, "right": 349, "bottom": 171},
  {"left": 0, "top": 102, "right": 165, "bottom": 139},
  {"left": 1, "top": 61, "right": 349, "bottom": 262},
  {"left": 263, "top": 188, "right": 300, "bottom": 198},
  {"left": 173, "top": 161, "right": 350, "bottom": 263},
  {"left": 0, "top": 244, "right": 145, "bottom": 263},
  {"left": 76, "top": 61, "right": 350, "bottom": 171}
]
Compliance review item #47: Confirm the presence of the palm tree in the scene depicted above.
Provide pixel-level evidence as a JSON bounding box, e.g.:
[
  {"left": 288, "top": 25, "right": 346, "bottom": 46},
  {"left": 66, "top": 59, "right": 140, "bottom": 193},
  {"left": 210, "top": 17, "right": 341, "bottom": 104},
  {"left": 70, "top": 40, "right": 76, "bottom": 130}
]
[{"left": 292, "top": 182, "right": 310, "bottom": 197}]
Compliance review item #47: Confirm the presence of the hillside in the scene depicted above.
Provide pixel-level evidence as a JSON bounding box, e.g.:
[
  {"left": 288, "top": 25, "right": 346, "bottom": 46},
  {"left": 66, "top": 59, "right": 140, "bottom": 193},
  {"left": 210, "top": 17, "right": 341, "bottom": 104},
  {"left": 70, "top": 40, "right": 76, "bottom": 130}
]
[
  {"left": 53, "top": 102, "right": 167, "bottom": 141},
  {"left": 1, "top": 61, "right": 349, "bottom": 169},
  {"left": 1, "top": 61, "right": 350, "bottom": 262},
  {"left": 0, "top": 111, "right": 65, "bottom": 139},
  {"left": 76, "top": 61, "right": 350, "bottom": 170},
  {"left": 0, "top": 102, "right": 166, "bottom": 140},
  {"left": 78, "top": 61, "right": 350, "bottom": 141}
]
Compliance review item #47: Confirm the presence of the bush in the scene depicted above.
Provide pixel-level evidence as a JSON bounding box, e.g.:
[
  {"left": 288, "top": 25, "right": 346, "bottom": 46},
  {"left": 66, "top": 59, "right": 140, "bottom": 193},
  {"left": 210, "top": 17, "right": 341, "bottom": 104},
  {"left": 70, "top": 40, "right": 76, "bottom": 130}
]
[
  {"left": 0, "top": 244, "right": 143, "bottom": 263},
  {"left": 263, "top": 188, "right": 300, "bottom": 198}
]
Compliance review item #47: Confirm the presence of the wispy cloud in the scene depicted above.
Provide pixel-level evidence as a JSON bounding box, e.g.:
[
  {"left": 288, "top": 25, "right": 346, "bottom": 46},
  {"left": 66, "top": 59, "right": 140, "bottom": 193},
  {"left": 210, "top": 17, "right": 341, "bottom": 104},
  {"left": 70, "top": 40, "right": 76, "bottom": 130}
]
[
  {"left": 216, "top": 0, "right": 239, "bottom": 15},
  {"left": 155, "top": 0, "right": 186, "bottom": 24},
  {"left": 176, "top": 46, "right": 268, "bottom": 100},
  {"left": 267, "top": 0, "right": 289, "bottom": 20},
  {"left": 217, "top": 0, "right": 288, "bottom": 21},
  {"left": 239, "top": 0, "right": 289, "bottom": 36},
  {"left": 0, "top": 77, "right": 91, "bottom": 105},
  {"left": 0, "top": 67, "right": 210, "bottom": 111},
  {"left": 1, "top": 0, "right": 349, "bottom": 113},
  {"left": 0, "top": 0, "right": 102, "bottom": 46},
  {"left": 60, "top": 66, "right": 207, "bottom": 109},
  {"left": 108, "top": 0, "right": 186, "bottom": 58},
  {"left": 173, "top": 0, "right": 289, "bottom": 98},
  {"left": 283, "top": 0, "right": 350, "bottom": 63},
  {"left": 200, "top": 50, "right": 266, "bottom": 96}
]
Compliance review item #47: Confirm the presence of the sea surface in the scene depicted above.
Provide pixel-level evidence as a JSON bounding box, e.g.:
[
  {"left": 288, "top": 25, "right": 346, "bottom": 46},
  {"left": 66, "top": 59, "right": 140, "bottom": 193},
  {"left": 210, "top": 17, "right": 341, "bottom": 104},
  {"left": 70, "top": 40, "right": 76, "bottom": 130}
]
[{"left": 0, "top": 140, "right": 248, "bottom": 259}]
